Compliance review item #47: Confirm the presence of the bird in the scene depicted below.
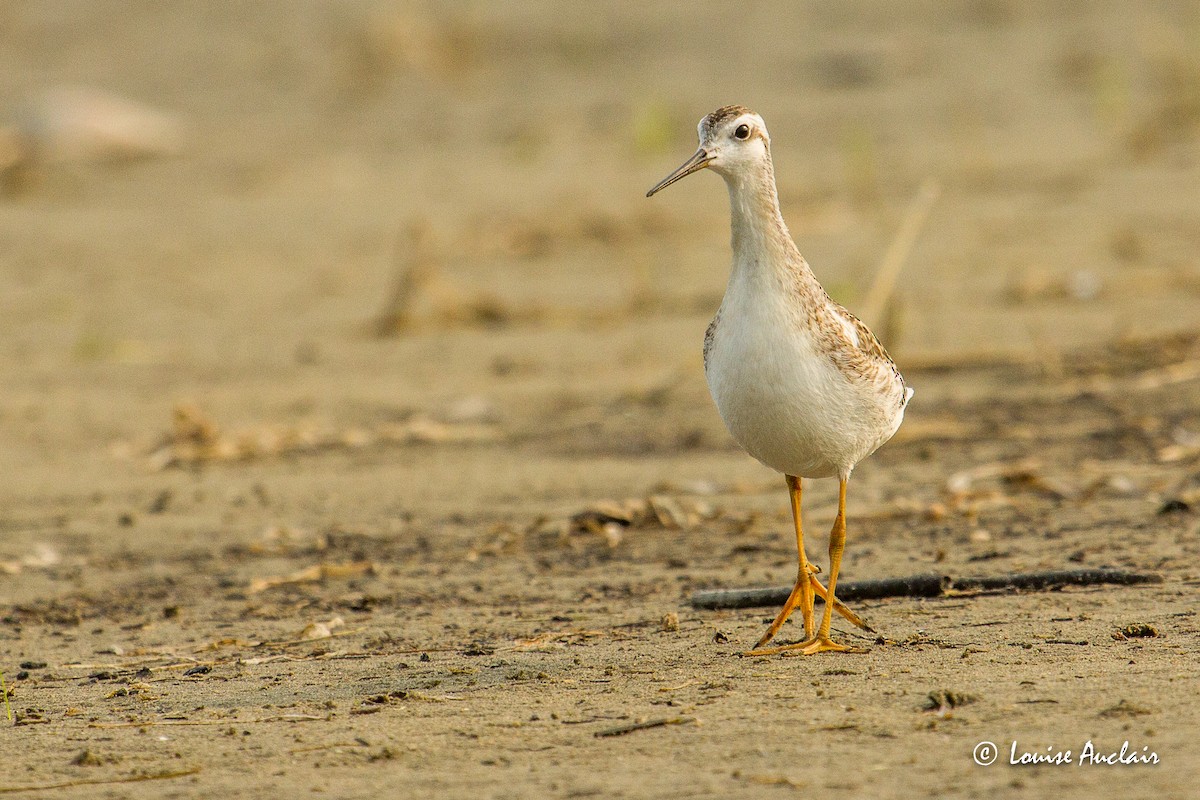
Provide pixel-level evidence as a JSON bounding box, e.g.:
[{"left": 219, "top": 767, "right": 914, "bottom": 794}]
[{"left": 647, "top": 106, "right": 913, "bottom": 655}]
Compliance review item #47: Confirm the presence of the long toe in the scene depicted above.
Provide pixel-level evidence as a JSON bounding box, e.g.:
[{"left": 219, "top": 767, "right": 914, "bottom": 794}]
[
  {"left": 742, "top": 636, "right": 868, "bottom": 657},
  {"left": 799, "top": 636, "right": 865, "bottom": 655}
]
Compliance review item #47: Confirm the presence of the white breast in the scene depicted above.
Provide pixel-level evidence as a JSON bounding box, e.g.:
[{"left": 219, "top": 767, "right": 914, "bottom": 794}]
[{"left": 704, "top": 275, "right": 905, "bottom": 479}]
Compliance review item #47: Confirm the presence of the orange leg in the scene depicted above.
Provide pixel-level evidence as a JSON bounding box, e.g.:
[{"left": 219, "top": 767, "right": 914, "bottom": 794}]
[
  {"left": 749, "top": 475, "right": 815, "bottom": 649},
  {"left": 747, "top": 478, "right": 866, "bottom": 656},
  {"left": 744, "top": 476, "right": 871, "bottom": 656}
]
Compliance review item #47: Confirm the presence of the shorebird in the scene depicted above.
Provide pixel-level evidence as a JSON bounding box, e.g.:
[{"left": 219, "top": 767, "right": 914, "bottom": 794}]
[{"left": 647, "top": 106, "right": 913, "bottom": 655}]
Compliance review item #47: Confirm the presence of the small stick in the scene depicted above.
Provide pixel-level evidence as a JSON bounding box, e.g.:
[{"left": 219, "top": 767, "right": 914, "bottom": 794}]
[
  {"left": 690, "top": 569, "right": 1161, "bottom": 610},
  {"left": 373, "top": 219, "right": 435, "bottom": 336},
  {"left": 0, "top": 767, "right": 200, "bottom": 794},
  {"left": 594, "top": 716, "right": 696, "bottom": 738},
  {"left": 0, "top": 669, "right": 11, "bottom": 723},
  {"left": 88, "top": 714, "right": 331, "bottom": 729},
  {"left": 88, "top": 719, "right": 237, "bottom": 729},
  {"left": 950, "top": 568, "right": 1162, "bottom": 592},
  {"left": 859, "top": 178, "right": 940, "bottom": 327}
]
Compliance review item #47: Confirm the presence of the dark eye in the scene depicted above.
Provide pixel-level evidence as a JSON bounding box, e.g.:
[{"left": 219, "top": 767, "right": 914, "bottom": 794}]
[{"left": 733, "top": 124, "right": 751, "bottom": 140}]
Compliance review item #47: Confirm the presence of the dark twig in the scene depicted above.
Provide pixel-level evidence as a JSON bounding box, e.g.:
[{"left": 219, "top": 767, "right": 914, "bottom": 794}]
[
  {"left": 0, "top": 767, "right": 200, "bottom": 794},
  {"left": 950, "top": 569, "right": 1161, "bottom": 592},
  {"left": 689, "top": 569, "right": 1162, "bottom": 610},
  {"left": 593, "top": 716, "right": 696, "bottom": 738},
  {"left": 373, "top": 219, "right": 434, "bottom": 337}
]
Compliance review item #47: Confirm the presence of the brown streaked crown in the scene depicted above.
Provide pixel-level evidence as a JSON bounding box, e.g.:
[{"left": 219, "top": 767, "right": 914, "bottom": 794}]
[{"left": 700, "top": 105, "right": 754, "bottom": 139}]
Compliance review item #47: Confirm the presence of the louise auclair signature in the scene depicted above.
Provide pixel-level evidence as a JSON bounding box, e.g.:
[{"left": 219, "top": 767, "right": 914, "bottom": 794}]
[
  {"left": 974, "top": 740, "right": 1160, "bottom": 766},
  {"left": 1007, "top": 740, "right": 1159, "bottom": 766}
]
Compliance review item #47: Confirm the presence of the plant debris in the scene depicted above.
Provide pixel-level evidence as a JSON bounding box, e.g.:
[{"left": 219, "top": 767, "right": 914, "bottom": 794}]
[
  {"left": 923, "top": 690, "right": 977, "bottom": 716},
  {"left": 593, "top": 716, "right": 697, "bottom": 738},
  {"left": 248, "top": 561, "right": 375, "bottom": 594},
  {"left": 1115, "top": 623, "right": 1158, "bottom": 639},
  {"left": 1098, "top": 699, "right": 1154, "bottom": 718},
  {"left": 140, "top": 403, "right": 501, "bottom": 470}
]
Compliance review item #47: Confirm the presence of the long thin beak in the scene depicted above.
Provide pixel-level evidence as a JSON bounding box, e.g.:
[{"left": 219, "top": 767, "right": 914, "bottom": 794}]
[{"left": 646, "top": 148, "right": 712, "bottom": 197}]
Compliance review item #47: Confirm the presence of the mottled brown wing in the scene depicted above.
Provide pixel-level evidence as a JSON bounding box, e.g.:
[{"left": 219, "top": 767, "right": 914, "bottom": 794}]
[
  {"left": 827, "top": 303, "right": 909, "bottom": 408},
  {"left": 702, "top": 309, "right": 722, "bottom": 373}
]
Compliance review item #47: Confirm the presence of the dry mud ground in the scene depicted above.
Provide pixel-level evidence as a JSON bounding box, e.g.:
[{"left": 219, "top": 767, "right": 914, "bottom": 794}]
[{"left": 2, "top": 2, "right": 1200, "bottom": 798}]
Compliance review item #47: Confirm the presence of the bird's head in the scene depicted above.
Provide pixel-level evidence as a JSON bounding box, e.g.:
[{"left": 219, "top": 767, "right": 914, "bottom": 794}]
[{"left": 646, "top": 105, "right": 770, "bottom": 197}]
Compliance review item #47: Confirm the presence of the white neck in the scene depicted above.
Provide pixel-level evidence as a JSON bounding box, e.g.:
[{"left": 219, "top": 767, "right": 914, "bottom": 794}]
[{"left": 722, "top": 157, "right": 817, "bottom": 293}]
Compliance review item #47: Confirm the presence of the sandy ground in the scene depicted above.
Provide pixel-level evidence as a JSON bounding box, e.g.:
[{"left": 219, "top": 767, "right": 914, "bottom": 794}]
[{"left": 2, "top": 2, "right": 1200, "bottom": 797}]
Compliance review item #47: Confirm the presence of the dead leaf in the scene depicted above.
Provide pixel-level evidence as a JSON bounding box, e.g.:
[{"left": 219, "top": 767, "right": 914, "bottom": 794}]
[
  {"left": 146, "top": 404, "right": 501, "bottom": 470},
  {"left": 297, "top": 617, "right": 345, "bottom": 641},
  {"left": 248, "top": 562, "right": 374, "bottom": 594}
]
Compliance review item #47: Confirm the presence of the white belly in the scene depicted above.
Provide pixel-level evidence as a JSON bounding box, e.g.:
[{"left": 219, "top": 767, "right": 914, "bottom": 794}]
[{"left": 704, "top": 301, "right": 904, "bottom": 479}]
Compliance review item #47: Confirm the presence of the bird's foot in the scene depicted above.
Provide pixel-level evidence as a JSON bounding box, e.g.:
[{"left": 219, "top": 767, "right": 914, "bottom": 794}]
[
  {"left": 743, "top": 635, "right": 867, "bottom": 657},
  {"left": 795, "top": 635, "right": 863, "bottom": 655}
]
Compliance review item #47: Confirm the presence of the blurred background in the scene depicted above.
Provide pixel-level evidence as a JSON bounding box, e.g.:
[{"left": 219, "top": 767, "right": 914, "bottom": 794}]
[
  {"left": 1, "top": 1, "right": 1199, "bottom": 512},
  {"left": 3, "top": 8, "right": 1200, "bottom": 794}
]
